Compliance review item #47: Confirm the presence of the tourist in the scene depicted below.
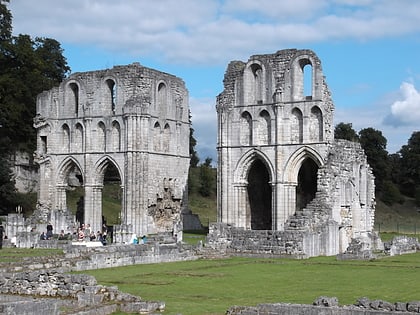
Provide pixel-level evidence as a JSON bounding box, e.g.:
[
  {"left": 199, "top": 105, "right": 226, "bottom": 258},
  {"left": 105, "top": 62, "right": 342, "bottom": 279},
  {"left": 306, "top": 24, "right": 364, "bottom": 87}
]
[
  {"left": 130, "top": 233, "right": 138, "bottom": 244},
  {"left": 141, "top": 235, "right": 147, "bottom": 244},
  {"left": 40, "top": 232, "right": 46, "bottom": 240},
  {"left": 78, "top": 228, "right": 85, "bottom": 241},
  {"left": 0, "top": 225, "right": 3, "bottom": 249},
  {"left": 89, "top": 231, "right": 96, "bottom": 241},
  {"left": 46, "top": 222, "right": 53, "bottom": 239}
]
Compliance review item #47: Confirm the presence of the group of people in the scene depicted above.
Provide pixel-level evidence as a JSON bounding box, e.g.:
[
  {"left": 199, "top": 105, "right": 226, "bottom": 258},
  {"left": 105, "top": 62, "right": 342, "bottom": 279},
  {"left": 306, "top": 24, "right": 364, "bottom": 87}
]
[
  {"left": 39, "top": 222, "right": 108, "bottom": 245},
  {"left": 130, "top": 233, "right": 147, "bottom": 245}
]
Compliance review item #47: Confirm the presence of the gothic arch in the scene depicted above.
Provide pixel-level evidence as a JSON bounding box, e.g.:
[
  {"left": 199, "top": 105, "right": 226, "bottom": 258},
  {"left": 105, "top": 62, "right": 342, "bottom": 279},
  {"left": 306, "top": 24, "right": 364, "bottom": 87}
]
[
  {"left": 240, "top": 111, "right": 252, "bottom": 145},
  {"left": 97, "top": 121, "right": 106, "bottom": 152},
  {"left": 94, "top": 156, "right": 124, "bottom": 184},
  {"left": 283, "top": 146, "right": 323, "bottom": 184},
  {"left": 111, "top": 120, "right": 121, "bottom": 151},
  {"left": 66, "top": 81, "right": 80, "bottom": 116},
  {"left": 105, "top": 78, "right": 117, "bottom": 113},
  {"left": 310, "top": 106, "right": 323, "bottom": 142},
  {"left": 74, "top": 123, "right": 84, "bottom": 152},
  {"left": 57, "top": 157, "right": 84, "bottom": 186},
  {"left": 291, "top": 108, "right": 303, "bottom": 143},
  {"left": 288, "top": 53, "right": 319, "bottom": 101},
  {"left": 234, "top": 149, "right": 274, "bottom": 184},
  {"left": 244, "top": 60, "right": 265, "bottom": 105},
  {"left": 163, "top": 123, "right": 170, "bottom": 152},
  {"left": 153, "top": 121, "right": 161, "bottom": 151},
  {"left": 61, "top": 123, "right": 70, "bottom": 153},
  {"left": 258, "top": 109, "right": 271, "bottom": 145}
]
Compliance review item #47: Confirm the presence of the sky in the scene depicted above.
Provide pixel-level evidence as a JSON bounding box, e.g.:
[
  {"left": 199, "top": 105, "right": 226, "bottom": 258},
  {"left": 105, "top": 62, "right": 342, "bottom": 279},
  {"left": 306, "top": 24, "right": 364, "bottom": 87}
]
[{"left": 8, "top": 0, "right": 420, "bottom": 163}]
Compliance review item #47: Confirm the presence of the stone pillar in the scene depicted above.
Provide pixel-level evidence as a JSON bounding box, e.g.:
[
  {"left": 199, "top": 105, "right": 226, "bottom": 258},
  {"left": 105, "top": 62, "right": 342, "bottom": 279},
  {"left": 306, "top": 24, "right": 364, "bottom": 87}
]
[
  {"left": 84, "top": 184, "right": 103, "bottom": 232},
  {"left": 55, "top": 185, "right": 67, "bottom": 211}
]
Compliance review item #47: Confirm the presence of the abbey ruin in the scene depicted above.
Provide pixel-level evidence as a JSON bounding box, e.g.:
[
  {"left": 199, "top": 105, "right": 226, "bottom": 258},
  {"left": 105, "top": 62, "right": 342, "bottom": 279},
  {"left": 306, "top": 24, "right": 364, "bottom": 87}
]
[
  {"left": 208, "top": 49, "right": 376, "bottom": 257},
  {"left": 2, "top": 49, "right": 376, "bottom": 257},
  {"left": 27, "top": 63, "right": 190, "bottom": 243}
]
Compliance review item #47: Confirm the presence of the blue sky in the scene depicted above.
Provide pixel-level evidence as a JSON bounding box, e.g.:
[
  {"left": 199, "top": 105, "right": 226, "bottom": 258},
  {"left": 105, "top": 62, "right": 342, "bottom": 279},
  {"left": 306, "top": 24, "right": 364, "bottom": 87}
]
[{"left": 8, "top": 0, "right": 420, "bottom": 163}]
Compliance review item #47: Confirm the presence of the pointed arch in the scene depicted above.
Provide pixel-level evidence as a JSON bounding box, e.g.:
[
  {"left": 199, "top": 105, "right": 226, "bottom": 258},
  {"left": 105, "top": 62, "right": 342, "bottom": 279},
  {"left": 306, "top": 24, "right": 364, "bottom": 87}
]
[
  {"left": 61, "top": 123, "right": 70, "bottom": 153},
  {"left": 240, "top": 111, "right": 252, "bottom": 146},
  {"left": 111, "top": 120, "right": 121, "bottom": 151},
  {"left": 291, "top": 108, "right": 303, "bottom": 143},
  {"left": 57, "top": 156, "right": 84, "bottom": 186},
  {"left": 234, "top": 149, "right": 274, "bottom": 185},
  {"left": 74, "top": 123, "right": 84, "bottom": 152},
  {"left": 163, "top": 123, "right": 170, "bottom": 152},
  {"left": 67, "top": 82, "right": 80, "bottom": 116},
  {"left": 258, "top": 109, "right": 271, "bottom": 145},
  {"left": 105, "top": 78, "right": 117, "bottom": 113},
  {"left": 157, "top": 81, "right": 167, "bottom": 109},
  {"left": 283, "top": 146, "right": 324, "bottom": 184},
  {"left": 153, "top": 121, "right": 161, "bottom": 151},
  {"left": 310, "top": 106, "right": 323, "bottom": 142},
  {"left": 94, "top": 156, "right": 124, "bottom": 184},
  {"left": 97, "top": 121, "right": 106, "bottom": 152},
  {"left": 244, "top": 61, "right": 265, "bottom": 105}
]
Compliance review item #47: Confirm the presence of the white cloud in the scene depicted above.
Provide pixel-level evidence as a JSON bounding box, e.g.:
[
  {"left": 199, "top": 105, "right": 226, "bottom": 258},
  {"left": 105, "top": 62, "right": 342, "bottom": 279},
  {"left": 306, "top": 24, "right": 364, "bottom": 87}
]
[
  {"left": 8, "top": 0, "right": 420, "bottom": 66},
  {"left": 385, "top": 82, "right": 420, "bottom": 127},
  {"left": 189, "top": 97, "right": 217, "bottom": 163}
]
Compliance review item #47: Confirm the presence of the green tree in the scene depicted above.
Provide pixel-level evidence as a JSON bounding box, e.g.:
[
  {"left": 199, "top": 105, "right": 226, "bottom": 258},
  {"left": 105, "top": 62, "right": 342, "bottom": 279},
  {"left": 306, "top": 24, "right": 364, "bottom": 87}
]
[
  {"left": 358, "top": 127, "right": 389, "bottom": 192},
  {"left": 0, "top": 1, "right": 70, "bottom": 213},
  {"left": 334, "top": 122, "right": 359, "bottom": 142},
  {"left": 199, "top": 158, "right": 215, "bottom": 197},
  {"left": 399, "top": 131, "right": 420, "bottom": 197}
]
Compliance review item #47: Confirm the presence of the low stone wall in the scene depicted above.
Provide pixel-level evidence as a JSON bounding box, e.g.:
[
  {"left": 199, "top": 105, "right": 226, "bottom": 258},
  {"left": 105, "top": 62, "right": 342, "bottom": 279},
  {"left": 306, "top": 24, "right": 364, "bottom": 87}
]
[
  {"left": 227, "top": 297, "right": 420, "bottom": 314},
  {"left": 206, "top": 222, "right": 339, "bottom": 258},
  {"left": 0, "top": 270, "right": 164, "bottom": 315},
  {"left": 384, "top": 236, "right": 419, "bottom": 256}
]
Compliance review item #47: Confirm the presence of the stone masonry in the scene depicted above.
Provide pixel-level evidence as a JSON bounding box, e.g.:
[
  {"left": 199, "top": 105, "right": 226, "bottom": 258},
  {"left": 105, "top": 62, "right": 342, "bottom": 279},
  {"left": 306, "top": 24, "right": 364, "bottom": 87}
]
[
  {"left": 30, "top": 62, "right": 189, "bottom": 243},
  {"left": 212, "top": 49, "right": 375, "bottom": 257}
]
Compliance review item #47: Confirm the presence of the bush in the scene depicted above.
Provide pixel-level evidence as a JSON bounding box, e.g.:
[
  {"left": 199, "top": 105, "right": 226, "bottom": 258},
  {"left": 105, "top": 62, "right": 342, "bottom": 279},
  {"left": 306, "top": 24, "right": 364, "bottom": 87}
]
[{"left": 380, "top": 180, "right": 404, "bottom": 206}]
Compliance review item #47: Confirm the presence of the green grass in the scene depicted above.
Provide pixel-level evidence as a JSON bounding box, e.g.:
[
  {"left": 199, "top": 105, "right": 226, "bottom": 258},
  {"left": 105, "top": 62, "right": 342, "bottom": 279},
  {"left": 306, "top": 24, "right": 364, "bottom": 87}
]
[
  {"left": 188, "top": 192, "right": 217, "bottom": 227},
  {"left": 80, "top": 253, "right": 420, "bottom": 315},
  {"left": 0, "top": 248, "right": 63, "bottom": 263}
]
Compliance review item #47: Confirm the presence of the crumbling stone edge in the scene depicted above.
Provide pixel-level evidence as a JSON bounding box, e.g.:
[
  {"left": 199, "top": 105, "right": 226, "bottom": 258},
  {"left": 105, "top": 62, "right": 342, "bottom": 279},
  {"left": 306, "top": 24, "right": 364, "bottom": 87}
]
[{"left": 227, "top": 296, "right": 420, "bottom": 314}]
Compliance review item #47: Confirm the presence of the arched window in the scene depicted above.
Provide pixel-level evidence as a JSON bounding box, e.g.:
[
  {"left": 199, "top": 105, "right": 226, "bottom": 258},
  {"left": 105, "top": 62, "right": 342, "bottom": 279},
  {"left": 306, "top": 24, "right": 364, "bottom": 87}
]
[
  {"left": 62, "top": 124, "right": 70, "bottom": 153},
  {"left": 74, "top": 123, "right": 83, "bottom": 152},
  {"left": 240, "top": 111, "right": 252, "bottom": 145},
  {"left": 158, "top": 82, "right": 167, "bottom": 108},
  {"left": 245, "top": 63, "right": 264, "bottom": 105},
  {"left": 106, "top": 79, "right": 116, "bottom": 113},
  {"left": 303, "top": 63, "right": 313, "bottom": 100},
  {"left": 153, "top": 122, "right": 161, "bottom": 151},
  {"left": 163, "top": 123, "right": 170, "bottom": 152},
  {"left": 258, "top": 110, "right": 271, "bottom": 145},
  {"left": 310, "top": 106, "right": 323, "bottom": 142},
  {"left": 291, "top": 108, "right": 303, "bottom": 143},
  {"left": 97, "top": 122, "right": 106, "bottom": 152},
  {"left": 68, "top": 83, "right": 79, "bottom": 116},
  {"left": 111, "top": 121, "right": 121, "bottom": 151},
  {"left": 292, "top": 58, "right": 313, "bottom": 101}
]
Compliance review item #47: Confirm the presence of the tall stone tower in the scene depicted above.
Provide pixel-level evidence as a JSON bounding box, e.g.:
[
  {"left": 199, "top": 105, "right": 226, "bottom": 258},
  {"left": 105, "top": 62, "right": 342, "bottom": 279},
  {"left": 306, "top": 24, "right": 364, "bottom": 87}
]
[
  {"left": 33, "top": 63, "right": 190, "bottom": 242},
  {"left": 213, "top": 49, "right": 375, "bottom": 257}
]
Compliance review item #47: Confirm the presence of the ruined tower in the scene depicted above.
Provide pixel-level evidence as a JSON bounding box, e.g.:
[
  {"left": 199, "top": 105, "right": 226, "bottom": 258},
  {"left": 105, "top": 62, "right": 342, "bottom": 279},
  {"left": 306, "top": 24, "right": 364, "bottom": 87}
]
[
  {"left": 212, "top": 49, "right": 375, "bottom": 257},
  {"left": 33, "top": 63, "right": 190, "bottom": 242}
]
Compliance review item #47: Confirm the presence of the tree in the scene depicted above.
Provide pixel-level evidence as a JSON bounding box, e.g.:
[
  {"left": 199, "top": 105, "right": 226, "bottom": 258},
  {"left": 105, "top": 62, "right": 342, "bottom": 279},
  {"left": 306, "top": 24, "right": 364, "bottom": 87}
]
[
  {"left": 0, "top": 1, "right": 70, "bottom": 213},
  {"left": 189, "top": 111, "right": 199, "bottom": 167},
  {"left": 334, "top": 122, "right": 359, "bottom": 142},
  {"left": 199, "top": 158, "right": 215, "bottom": 197},
  {"left": 359, "top": 127, "right": 389, "bottom": 192},
  {"left": 399, "top": 131, "right": 420, "bottom": 197}
]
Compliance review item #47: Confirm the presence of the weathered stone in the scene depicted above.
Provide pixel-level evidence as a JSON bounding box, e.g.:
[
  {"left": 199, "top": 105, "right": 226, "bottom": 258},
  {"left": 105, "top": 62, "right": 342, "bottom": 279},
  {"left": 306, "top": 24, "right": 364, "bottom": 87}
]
[
  {"left": 313, "top": 296, "right": 338, "bottom": 307},
  {"left": 211, "top": 48, "right": 376, "bottom": 258}
]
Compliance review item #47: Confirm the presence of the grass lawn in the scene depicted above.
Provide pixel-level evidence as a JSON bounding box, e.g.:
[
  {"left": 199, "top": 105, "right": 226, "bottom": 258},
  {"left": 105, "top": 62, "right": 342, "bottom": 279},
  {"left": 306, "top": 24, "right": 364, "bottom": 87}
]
[{"left": 80, "top": 253, "right": 420, "bottom": 315}]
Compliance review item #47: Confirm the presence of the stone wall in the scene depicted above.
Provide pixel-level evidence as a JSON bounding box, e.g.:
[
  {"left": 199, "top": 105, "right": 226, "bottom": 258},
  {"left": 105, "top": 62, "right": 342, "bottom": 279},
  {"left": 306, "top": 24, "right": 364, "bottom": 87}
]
[{"left": 227, "top": 297, "right": 420, "bottom": 314}]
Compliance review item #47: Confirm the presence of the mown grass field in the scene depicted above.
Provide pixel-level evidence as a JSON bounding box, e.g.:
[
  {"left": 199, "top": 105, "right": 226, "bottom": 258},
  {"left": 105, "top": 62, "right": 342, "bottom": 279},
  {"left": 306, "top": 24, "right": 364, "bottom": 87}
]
[{"left": 79, "top": 253, "right": 420, "bottom": 315}]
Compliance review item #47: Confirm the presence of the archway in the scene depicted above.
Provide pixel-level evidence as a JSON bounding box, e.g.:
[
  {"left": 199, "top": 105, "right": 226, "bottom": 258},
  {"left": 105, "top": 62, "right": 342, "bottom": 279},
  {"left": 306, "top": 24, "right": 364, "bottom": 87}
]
[
  {"left": 247, "top": 159, "right": 272, "bottom": 230},
  {"left": 101, "top": 162, "right": 122, "bottom": 228},
  {"left": 296, "top": 158, "right": 318, "bottom": 210}
]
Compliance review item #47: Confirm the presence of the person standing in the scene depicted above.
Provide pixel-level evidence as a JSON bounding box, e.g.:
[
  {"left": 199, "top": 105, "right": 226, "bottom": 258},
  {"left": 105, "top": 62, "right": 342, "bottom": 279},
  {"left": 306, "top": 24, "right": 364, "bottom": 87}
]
[{"left": 46, "top": 222, "right": 53, "bottom": 239}]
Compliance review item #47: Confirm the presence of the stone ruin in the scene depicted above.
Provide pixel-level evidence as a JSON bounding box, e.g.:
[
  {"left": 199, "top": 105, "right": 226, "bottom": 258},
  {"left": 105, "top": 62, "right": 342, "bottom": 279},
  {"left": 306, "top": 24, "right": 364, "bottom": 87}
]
[
  {"left": 209, "top": 49, "right": 376, "bottom": 257},
  {"left": 5, "top": 62, "right": 190, "bottom": 245}
]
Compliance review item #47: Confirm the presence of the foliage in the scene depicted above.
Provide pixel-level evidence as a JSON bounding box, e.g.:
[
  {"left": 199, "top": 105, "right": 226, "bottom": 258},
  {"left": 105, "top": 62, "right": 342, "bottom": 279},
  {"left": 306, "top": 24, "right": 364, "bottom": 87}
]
[
  {"left": 0, "top": 2, "right": 70, "bottom": 214},
  {"left": 379, "top": 180, "right": 404, "bottom": 206},
  {"left": 82, "top": 253, "right": 420, "bottom": 315},
  {"left": 198, "top": 158, "right": 215, "bottom": 197},
  {"left": 189, "top": 111, "right": 199, "bottom": 167},
  {"left": 398, "top": 131, "right": 420, "bottom": 197},
  {"left": 334, "top": 122, "right": 359, "bottom": 142},
  {"left": 359, "top": 127, "right": 389, "bottom": 192}
]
